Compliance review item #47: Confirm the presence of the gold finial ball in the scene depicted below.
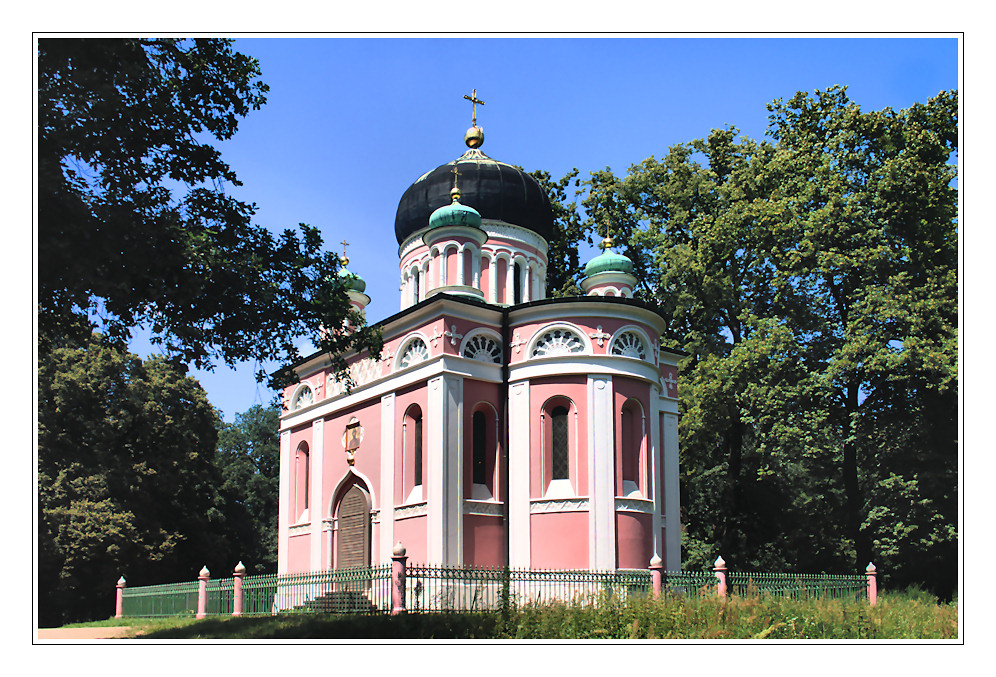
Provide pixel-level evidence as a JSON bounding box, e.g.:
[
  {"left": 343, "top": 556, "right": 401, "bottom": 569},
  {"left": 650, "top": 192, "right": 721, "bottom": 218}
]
[
  {"left": 465, "top": 125, "right": 484, "bottom": 148},
  {"left": 600, "top": 236, "right": 615, "bottom": 250},
  {"left": 340, "top": 255, "right": 349, "bottom": 267},
  {"left": 450, "top": 186, "right": 462, "bottom": 202}
]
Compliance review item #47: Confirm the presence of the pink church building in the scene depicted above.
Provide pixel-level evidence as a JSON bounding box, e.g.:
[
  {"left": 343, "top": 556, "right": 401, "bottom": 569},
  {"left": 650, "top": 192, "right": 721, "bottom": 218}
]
[{"left": 277, "top": 114, "right": 682, "bottom": 577}]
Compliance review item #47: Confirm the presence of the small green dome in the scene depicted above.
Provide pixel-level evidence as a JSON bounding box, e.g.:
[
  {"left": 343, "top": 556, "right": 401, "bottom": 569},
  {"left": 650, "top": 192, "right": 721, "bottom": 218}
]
[
  {"left": 428, "top": 192, "right": 482, "bottom": 230},
  {"left": 338, "top": 267, "right": 366, "bottom": 293},
  {"left": 584, "top": 248, "right": 635, "bottom": 277}
]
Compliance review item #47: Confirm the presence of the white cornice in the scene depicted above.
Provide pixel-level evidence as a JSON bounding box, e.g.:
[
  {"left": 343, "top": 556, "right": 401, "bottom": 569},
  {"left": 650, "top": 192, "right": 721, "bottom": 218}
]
[
  {"left": 510, "top": 300, "right": 668, "bottom": 336},
  {"left": 510, "top": 354, "right": 663, "bottom": 387}
]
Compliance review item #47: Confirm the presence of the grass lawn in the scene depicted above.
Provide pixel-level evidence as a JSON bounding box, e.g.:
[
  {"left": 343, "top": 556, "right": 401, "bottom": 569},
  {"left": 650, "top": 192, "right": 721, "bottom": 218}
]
[{"left": 55, "top": 589, "right": 958, "bottom": 640}]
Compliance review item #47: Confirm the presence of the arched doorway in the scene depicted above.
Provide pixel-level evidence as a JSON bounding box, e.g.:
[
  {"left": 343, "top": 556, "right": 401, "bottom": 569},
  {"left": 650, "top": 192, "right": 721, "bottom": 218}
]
[{"left": 335, "top": 482, "right": 371, "bottom": 572}]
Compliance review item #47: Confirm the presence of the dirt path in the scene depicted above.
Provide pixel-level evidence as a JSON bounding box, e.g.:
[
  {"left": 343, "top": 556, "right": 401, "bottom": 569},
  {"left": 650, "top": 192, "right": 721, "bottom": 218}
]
[{"left": 37, "top": 627, "right": 139, "bottom": 640}]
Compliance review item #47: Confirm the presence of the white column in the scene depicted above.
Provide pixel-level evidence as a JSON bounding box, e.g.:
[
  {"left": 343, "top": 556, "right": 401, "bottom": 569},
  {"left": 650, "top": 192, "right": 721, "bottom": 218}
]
[
  {"left": 588, "top": 375, "right": 615, "bottom": 570},
  {"left": 662, "top": 405, "right": 681, "bottom": 570},
  {"left": 648, "top": 387, "right": 663, "bottom": 563},
  {"left": 457, "top": 244, "right": 466, "bottom": 286},
  {"left": 310, "top": 418, "right": 324, "bottom": 572},
  {"left": 427, "top": 374, "right": 464, "bottom": 565},
  {"left": 380, "top": 393, "right": 396, "bottom": 564},
  {"left": 277, "top": 430, "right": 291, "bottom": 575},
  {"left": 472, "top": 247, "right": 481, "bottom": 288},
  {"left": 508, "top": 380, "right": 531, "bottom": 568},
  {"left": 488, "top": 255, "right": 497, "bottom": 304},
  {"left": 421, "top": 261, "right": 429, "bottom": 301},
  {"left": 504, "top": 257, "right": 514, "bottom": 305}
]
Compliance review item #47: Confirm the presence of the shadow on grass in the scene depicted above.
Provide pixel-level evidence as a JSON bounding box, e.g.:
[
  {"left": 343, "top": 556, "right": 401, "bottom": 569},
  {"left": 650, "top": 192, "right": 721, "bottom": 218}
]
[{"left": 141, "top": 612, "right": 505, "bottom": 640}]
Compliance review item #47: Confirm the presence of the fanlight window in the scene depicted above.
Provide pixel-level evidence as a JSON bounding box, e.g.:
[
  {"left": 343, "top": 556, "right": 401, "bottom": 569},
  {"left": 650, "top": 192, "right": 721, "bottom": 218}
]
[
  {"left": 291, "top": 385, "right": 314, "bottom": 410},
  {"left": 399, "top": 338, "right": 429, "bottom": 369},
  {"left": 463, "top": 335, "right": 502, "bottom": 363},
  {"left": 611, "top": 331, "right": 648, "bottom": 360},
  {"left": 532, "top": 328, "right": 585, "bottom": 357}
]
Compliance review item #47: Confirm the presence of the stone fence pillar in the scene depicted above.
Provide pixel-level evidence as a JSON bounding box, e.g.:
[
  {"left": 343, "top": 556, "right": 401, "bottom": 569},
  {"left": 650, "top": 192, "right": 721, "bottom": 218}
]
[
  {"left": 391, "top": 542, "right": 408, "bottom": 616},
  {"left": 866, "top": 562, "right": 878, "bottom": 606},
  {"left": 233, "top": 561, "right": 246, "bottom": 616},
  {"left": 196, "top": 565, "right": 210, "bottom": 619},
  {"left": 649, "top": 555, "right": 663, "bottom": 598},
  {"left": 115, "top": 576, "right": 126, "bottom": 619},
  {"left": 713, "top": 556, "right": 728, "bottom": 598}
]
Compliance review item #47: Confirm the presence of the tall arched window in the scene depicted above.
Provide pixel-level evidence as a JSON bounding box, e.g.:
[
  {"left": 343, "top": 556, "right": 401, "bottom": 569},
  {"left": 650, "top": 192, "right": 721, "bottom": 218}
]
[
  {"left": 541, "top": 397, "right": 576, "bottom": 498},
  {"left": 403, "top": 404, "right": 424, "bottom": 502},
  {"left": 473, "top": 411, "right": 487, "bottom": 485},
  {"left": 551, "top": 406, "right": 570, "bottom": 480},
  {"left": 513, "top": 262, "right": 522, "bottom": 304},
  {"left": 295, "top": 442, "right": 310, "bottom": 518},
  {"left": 620, "top": 399, "right": 645, "bottom": 497}
]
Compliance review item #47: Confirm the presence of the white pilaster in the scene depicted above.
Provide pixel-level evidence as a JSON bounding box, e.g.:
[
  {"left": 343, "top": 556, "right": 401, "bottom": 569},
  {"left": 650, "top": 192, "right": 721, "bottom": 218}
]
[
  {"left": 588, "top": 375, "right": 616, "bottom": 570},
  {"left": 277, "top": 430, "right": 291, "bottom": 575},
  {"left": 488, "top": 256, "right": 497, "bottom": 304},
  {"left": 649, "top": 387, "right": 663, "bottom": 563},
  {"left": 310, "top": 418, "right": 324, "bottom": 572},
  {"left": 663, "top": 409, "right": 681, "bottom": 570},
  {"left": 508, "top": 380, "right": 531, "bottom": 567},
  {"left": 380, "top": 393, "right": 396, "bottom": 564},
  {"left": 427, "top": 374, "right": 464, "bottom": 565}
]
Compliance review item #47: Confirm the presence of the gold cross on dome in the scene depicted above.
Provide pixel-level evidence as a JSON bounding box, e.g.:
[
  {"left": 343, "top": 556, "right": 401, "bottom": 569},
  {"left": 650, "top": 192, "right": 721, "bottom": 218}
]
[
  {"left": 463, "top": 89, "right": 485, "bottom": 127},
  {"left": 340, "top": 239, "right": 350, "bottom": 258},
  {"left": 450, "top": 166, "right": 462, "bottom": 189}
]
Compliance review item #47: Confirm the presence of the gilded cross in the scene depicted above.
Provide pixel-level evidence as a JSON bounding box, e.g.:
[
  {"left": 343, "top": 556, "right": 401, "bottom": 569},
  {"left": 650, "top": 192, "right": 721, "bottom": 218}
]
[
  {"left": 464, "top": 89, "right": 485, "bottom": 127},
  {"left": 450, "top": 166, "right": 462, "bottom": 190},
  {"left": 341, "top": 239, "right": 350, "bottom": 259}
]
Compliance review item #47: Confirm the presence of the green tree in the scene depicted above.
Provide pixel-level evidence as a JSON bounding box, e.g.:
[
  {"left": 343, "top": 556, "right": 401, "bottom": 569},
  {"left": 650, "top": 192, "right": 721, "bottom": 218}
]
[
  {"left": 763, "top": 87, "right": 958, "bottom": 591},
  {"left": 38, "top": 37, "right": 381, "bottom": 387},
  {"left": 38, "top": 337, "right": 232, "bottom": 625},
  {"left": 527, "top": 168, "right": 593, "bottom": 297},
  {"left": 583, "top": 87, "right": 957, "bottom": 593},
  {"left": 216, "top": 405, "right": 281, "bottom": 575}
]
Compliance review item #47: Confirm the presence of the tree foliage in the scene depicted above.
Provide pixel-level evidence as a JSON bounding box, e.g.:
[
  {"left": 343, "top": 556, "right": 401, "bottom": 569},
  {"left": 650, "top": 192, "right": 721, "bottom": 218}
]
[
  {"left": 583, "top": 87, "right": 957, "bottom": 594},
  {"left": 529, "top": 168, "right": 592, "bottom": 297},
  {"left": 38, "top": 38, "right": 381, "bottom": 387},
  {"left": 38, "top": 337, "right": 231, "bottom": 625},
  {"left": 216, "top": 405, "right": 281, "bottom": 575}
]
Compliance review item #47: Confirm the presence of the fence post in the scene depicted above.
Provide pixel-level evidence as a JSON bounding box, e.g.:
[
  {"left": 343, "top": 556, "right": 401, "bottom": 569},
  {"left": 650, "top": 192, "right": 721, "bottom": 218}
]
[
  {"left": 115, "top": 576, "right": 126, "bottom": 619},
  {"left": 196, "top": 565, "right": 210, "bottom": 619},
  {"left": 649, "top": 555, "right": 663, "bottom": 598},
  {"left": 713, "top": 556, "right": 727, "bottom": 598},
  {"left": 865, "top": 562, "right": 878, "bottom": 606},
  {"left": 233, "top": 561, "right": 246, "bottom": 617},
  {"left": 391, "top": 541, "right": 408, "bottom": 616}
]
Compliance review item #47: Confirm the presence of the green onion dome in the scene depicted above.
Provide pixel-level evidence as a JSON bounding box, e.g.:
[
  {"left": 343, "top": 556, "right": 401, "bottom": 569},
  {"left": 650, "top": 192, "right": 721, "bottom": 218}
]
[
  {"left": 428, "top": 187, "right": 483, "bottom": 230},
  {"left": 337, "top": 258, "right": 366, "bottom": 293},
  {"left": 584, "top": 238, "right": 635, "bottom": 277}
]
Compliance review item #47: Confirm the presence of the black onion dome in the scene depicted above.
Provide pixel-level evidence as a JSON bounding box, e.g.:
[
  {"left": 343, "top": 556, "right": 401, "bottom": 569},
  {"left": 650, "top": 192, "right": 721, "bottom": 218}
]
[{"left": 394, "top": 149, "right": 554, "bottom": 245}]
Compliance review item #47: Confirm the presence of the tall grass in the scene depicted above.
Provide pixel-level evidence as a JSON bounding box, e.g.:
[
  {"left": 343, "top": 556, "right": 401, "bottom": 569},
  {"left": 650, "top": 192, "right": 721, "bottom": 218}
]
[{"left": 71, "top": 588, "right": 957, "bottom": 640}]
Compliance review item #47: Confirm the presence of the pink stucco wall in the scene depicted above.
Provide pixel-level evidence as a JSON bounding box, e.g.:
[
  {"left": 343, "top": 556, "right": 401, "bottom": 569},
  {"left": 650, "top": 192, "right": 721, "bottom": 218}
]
[
  {"left": 612, "top": 378, "right": 652, "bottom": 498},
  {"left": 463, "top": 515, "right": 504, "bottom": 567},
  {"left": 394, "top": 515, "right": 428, "bottom": 564},
  {"left": 616, "top": 511, "right": 652, "bottom": 569},
  {"left": 530, "top": 512, "right": 589, "bottom": 569},
  {"left": 286, "top": 533, "right": 311, "bottom": 574}
]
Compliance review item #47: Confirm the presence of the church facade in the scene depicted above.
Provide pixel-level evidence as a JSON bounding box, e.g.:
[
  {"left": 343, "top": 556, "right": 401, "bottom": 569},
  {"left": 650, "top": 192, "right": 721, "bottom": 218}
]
[{"left": 276, "top": 108, "right": 682, "bottom": 575}]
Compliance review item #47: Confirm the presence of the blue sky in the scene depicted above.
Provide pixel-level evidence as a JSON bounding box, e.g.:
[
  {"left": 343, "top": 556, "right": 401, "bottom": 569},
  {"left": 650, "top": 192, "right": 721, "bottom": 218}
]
[{"left": 130, "top": 36, "right": 958, "bottom": 421}]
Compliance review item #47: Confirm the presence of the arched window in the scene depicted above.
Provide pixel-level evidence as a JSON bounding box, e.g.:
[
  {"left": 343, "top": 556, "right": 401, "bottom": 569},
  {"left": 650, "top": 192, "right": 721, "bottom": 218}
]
[
  {"left": 551, "top": 406, "right": 569, "bottom": 480},
  {"left": 399, "top": 337, "right": 429, "bottom": 370},
  {"left": 295, "top": 442, "right": 310, "bottom": 518},
  {"left": 513, "top": 262, "right": 522, "bottom": 304},
  {"left": 412, "top": 268, "right": 420, "bottom": 304},
  {"left": 541, "top": 397, "right": 576, "bottom": 498},
  {"left": 472, "top": 411, "right": 487, "bottom": 485},
  {"left": 531, "top": 327, "right": 585, "bottom": 357},
  {"left": 403, "top": 404, "right": 424, "bottom": 503},
  {"left": 620, "top": 399, "right": 646, "bottom": 497},
  {"left": 611, "top": 331, "right": 649, "bottom": 361}
]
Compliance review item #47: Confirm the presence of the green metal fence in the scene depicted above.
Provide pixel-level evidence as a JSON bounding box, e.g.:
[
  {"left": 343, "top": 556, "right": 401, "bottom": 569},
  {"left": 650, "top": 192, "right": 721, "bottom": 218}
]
[
  {"left": 405, "top": 564, "right": 654, "bottom": 612},
  {"left": 120, "top": 580, "right": 200, "bottom": 618},
  {"left": 119, "top": 563, "right": 869, "bottom": 618},
  {"left": 727, "top": 571, "right": 867, "bottom": 601}
]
